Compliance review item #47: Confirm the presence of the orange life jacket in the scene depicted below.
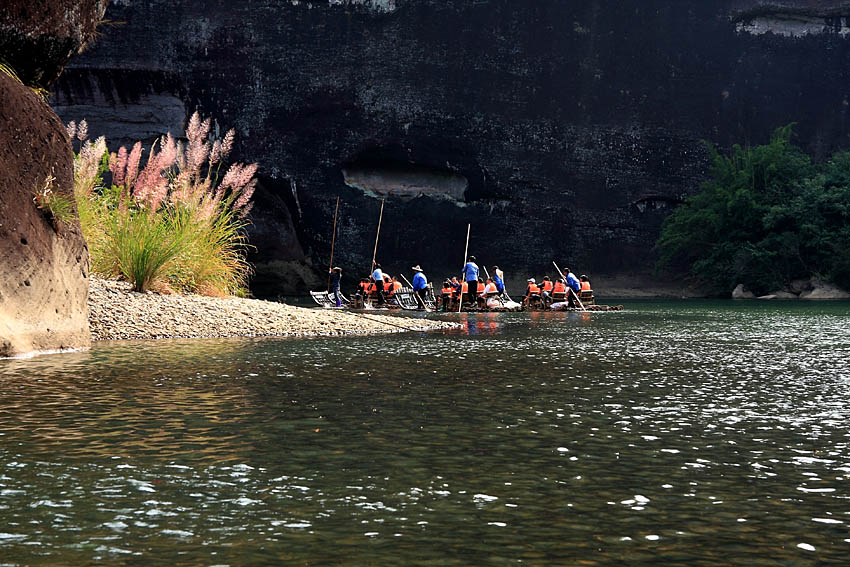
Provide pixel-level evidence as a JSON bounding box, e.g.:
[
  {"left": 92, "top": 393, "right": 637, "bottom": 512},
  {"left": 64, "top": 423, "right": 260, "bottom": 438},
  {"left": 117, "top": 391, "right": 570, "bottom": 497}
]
[
  {"left": 581, "top": 281, "right": 591, "bottom": 291},
  {"left": 553, "top": 281, "right": 566, "bottom": 293},
  {"left": 527, "top": 283, "right": 540, "bottom": 294},
  {"left": 393, "top": 281, "right": 402, "bottom": 292},
  {"left": 462, "top": 282, "right": 469, "bottom": 293},
  {"left": 542, "top": 281, "right": 554, "bottom": 292},
  {"left": 358, "top": 282, "right": 369, "bottom": 292},
  {"left": 367, "top": 283, "right": 377, "bottom": 294},
  {"left": 477, "top": 282, "right": 485, "bottom": 293},
  {"left": 441, "top": 285, "right": 453, "bottom": 295}
]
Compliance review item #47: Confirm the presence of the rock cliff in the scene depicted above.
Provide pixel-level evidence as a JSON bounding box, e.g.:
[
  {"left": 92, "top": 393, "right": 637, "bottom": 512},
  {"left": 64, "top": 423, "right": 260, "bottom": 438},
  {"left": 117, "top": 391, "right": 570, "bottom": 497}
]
[
  {"left": 0, "top": 0, "right": 106, "bottom": 356},
  {"left": 0, "top": 74, "right": 90, "bottom": 357},
  {"left": 50, "top": 0, "right": 850, "bottom": 295}
]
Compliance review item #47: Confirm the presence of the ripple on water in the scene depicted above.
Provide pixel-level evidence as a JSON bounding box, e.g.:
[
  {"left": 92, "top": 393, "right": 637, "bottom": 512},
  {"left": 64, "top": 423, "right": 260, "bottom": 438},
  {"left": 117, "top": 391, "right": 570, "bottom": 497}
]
[{"left": 1, "top": 302, "right": 850, "bottom": 564}]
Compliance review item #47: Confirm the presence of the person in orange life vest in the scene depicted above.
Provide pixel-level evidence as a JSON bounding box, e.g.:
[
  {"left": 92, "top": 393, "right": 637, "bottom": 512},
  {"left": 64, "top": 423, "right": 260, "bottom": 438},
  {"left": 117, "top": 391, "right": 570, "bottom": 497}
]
[
  {"left": 480, "top": 278, "right": 499, "bottom": 297},
  {"left": 357, "top": 278, "right": 370, "bottom": 296},
  {"left": 365, "top": 280, "right": 378, "bottom": 304},
  {"left": 553, "top": 279, "right": 567, "bottom": 295},
  {"left": 386, "top": 275, "right": 402, "bottom": 296},
  {"left": 523, "top": 278, "right": 540, "bottom": 305},
  {"left": 440, "top": 280, "right": 454, "bottom": 311},
  {"left": 477, "top": 278, "right": 486, "bottom": 294},
  {"left": 540, "top": 276, "right": 554, "bottom": 302},
  {"left": 580, "top": 275, "right": 592, "bottom": 292}
]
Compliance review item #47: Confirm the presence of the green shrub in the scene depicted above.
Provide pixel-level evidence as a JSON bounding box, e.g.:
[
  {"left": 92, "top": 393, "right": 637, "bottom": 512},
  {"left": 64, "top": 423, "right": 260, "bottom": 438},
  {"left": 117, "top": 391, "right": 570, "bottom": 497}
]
[{"left": 657, "top": 125, "right": 850, "bottom": 294}]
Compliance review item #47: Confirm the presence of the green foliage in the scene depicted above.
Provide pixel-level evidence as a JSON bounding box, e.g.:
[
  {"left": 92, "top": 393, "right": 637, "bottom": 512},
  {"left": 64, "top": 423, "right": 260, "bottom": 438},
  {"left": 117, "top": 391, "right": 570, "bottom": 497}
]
[
  {"left": 657, "top": 125, "right": 850, "bottom": 295},
  {"left": 33, "top": 173, "right": 76, "bottom": 227},
  {"left": 108, "top": 206, "right": 190, "bottom": 293},
  {"left": 70, "top": 126, "right": 254, "bottom": 295}
]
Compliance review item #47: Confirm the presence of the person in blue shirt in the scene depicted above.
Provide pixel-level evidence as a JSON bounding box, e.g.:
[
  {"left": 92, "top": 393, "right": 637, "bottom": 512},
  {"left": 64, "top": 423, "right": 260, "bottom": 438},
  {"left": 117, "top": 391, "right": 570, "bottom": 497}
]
[
  {"left": 411, "top": 265, "right": 428, "bottom": 309},
  {"left": 328, "top": 267, "right": 343, "bottom": 307},
  {"left": 371, "top": 263, "right": 385, "bottom": 304},
  {"left": 564, "top": 267, "right": 581, "bottom": 307},
  {"left": 492, "top": 265, "right": 505, "bottom": 294},
  {"left": 565, "top": 268, "right": 581, "bottom": 293},
  {"left": 461, "top": 256, "right": 479, "bottom": 307}
]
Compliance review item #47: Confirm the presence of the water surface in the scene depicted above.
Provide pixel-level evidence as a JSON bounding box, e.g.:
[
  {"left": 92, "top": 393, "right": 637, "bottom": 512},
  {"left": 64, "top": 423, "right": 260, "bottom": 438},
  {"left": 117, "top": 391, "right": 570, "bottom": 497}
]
[{"left": 1, "top": 300, "right": 850, "bottom": 565}]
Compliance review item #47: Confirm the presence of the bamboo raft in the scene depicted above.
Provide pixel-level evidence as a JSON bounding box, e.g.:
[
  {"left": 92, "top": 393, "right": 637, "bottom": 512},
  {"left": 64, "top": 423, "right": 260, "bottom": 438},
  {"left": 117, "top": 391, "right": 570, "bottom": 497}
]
[{"left": 309, "top": 197, "right": 623, "bottom": 314}]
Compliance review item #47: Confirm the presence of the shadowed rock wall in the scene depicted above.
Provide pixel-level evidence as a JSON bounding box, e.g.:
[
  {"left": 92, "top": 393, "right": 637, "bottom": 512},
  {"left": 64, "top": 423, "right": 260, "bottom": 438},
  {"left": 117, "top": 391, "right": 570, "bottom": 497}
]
[
  {"left": 51, "top": 0, "right": 850, "bottom": 295},
  {"left": 0, "top": 74, "right": 90, "bottom": 357},
  {"left": 0, "top": 0, "right": 107, "bottom": 356}
]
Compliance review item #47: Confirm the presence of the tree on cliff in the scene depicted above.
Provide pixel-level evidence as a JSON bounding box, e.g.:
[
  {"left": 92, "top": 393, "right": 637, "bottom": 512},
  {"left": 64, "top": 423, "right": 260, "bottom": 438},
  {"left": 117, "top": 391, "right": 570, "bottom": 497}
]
[{"left": 657, "top": 125, "right": 850, "bottom": 295}]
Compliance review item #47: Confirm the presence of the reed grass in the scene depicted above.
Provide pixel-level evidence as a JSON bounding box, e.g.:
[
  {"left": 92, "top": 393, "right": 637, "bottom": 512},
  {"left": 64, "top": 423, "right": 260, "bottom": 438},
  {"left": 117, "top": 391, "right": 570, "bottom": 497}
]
[{"left": 69, "top": 114, "right": 256, "bottom": 295}]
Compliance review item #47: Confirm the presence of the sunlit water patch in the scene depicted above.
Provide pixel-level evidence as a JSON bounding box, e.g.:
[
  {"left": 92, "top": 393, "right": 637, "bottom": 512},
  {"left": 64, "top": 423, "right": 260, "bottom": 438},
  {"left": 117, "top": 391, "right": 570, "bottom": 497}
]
[{"left": 1, "top": 300, "right": 850, "bottom": 565}]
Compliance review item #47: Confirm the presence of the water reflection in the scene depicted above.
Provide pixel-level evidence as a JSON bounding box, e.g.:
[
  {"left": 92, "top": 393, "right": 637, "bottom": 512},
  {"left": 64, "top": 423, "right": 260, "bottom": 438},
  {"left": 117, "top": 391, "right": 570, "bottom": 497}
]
[{"left": 1, "top": 301, "right": 850, "bottom": 565}]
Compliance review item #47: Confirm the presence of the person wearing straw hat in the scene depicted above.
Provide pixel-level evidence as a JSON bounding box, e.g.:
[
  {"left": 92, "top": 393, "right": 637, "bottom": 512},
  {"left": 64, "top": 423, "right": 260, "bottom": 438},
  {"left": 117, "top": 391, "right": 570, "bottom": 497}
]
[{"left": 411, "top": 265, "right": 428, "bottom": 309}]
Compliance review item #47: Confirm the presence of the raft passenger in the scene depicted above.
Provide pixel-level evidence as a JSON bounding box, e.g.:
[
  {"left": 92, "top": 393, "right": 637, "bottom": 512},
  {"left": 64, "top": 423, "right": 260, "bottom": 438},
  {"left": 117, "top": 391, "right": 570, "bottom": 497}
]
[
  {"left": 553, "top": 278, "right": 566, "bottom": 295},
  {"left": 440, "top": 280, "right": 454, "bottom": 311},
  {"left": 492, "top": 265, "right": 505, "bottom": 294},
  {"left": 523, "top": 278, "right": 541, "bottom": 307},
  {"left": 540, "top": 276, "right": 554, "bottom": 302}
]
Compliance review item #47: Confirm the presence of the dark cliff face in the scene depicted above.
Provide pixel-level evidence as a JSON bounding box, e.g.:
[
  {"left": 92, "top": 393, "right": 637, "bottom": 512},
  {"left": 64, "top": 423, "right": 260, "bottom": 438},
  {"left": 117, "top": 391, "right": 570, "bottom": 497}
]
[
  {"left": 0, "top": 0, "right": 108, "bottom": 88},
  {"left": 51, "top": 0, "right": 850, "bottom": 295}
]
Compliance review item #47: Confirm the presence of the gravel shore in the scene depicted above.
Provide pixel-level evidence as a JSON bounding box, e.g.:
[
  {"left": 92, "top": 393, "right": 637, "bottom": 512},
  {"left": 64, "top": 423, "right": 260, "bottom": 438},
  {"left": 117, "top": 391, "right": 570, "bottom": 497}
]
[{"left": 88, "top": 278, "right": 458, "bottom": 341}]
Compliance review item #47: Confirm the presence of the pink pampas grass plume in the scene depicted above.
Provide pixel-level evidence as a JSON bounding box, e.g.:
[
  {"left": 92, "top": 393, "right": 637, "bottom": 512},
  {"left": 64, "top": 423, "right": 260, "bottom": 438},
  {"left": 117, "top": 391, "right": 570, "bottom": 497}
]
[
  {"left": 76, "top": 120, "right": 88, "bottom": 141},
  {"left": 125, "top": 142, "right": 142, "bottom": 190},
  {"left": 110, "top": 146, "right": 128, "bottom": 188}
]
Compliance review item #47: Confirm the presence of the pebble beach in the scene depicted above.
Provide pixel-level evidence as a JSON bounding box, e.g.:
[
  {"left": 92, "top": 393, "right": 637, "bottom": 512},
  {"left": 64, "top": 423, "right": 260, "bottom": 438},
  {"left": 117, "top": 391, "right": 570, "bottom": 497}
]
[{"left": 88, "top": 278, "right": 458, "bottom": 341}]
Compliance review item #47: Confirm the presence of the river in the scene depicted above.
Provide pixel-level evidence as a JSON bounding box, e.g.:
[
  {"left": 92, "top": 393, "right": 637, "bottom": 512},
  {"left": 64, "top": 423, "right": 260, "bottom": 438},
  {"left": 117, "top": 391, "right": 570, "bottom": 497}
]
[{"left": 1, "top": 300, "right": 849, "bottom": 565}]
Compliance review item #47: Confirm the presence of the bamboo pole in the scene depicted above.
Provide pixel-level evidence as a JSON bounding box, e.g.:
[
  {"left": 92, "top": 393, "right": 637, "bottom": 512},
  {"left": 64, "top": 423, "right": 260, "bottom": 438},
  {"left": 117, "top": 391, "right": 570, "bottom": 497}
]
[
  {"left": 370, "top": 198, "right": 385, "bottom": 276},
  {"left": 459, "top": 223, "right": 471, "bottom": 312},
  {"left": 553, "top": 261, "right": 585, "bottom": 311},
  {"left": 326, "top": 196, "right": 340, "bottom": 292}
]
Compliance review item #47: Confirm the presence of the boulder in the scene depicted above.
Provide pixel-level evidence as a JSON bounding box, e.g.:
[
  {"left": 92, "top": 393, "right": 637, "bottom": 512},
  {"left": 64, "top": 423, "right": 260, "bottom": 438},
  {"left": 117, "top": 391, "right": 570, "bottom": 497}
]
[
  {"left": 0, "top": 0, "right": 109, "bottom": 88},
  {"left": 800, "top": 280, "right": 850, "bottom": 300},
  {"left": 732, "top": 284, "right": 756, "bottom": 299},
  {"left": 788, "top": 279, "right": 812, "bottom": 295},
  {"left": 0, "top": 73, "right": 90, "bottom": 357}
]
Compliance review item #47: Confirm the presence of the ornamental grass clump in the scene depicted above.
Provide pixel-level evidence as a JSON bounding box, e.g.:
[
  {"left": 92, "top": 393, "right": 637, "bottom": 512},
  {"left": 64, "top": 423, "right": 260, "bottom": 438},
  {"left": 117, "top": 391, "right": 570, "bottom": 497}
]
[{"left": 69, "top": 113, "right": 257, "bottom": 294}]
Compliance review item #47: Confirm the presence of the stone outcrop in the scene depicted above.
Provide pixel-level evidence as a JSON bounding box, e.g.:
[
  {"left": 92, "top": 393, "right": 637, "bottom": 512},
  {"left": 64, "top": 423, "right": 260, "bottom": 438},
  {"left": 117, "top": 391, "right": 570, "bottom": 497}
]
[
  {"left": 0, "top": 73, "right": 90, "bottom": 357},
  {"left": 738, "top": 277, "right": 850, "bottom": 299},
  {"left": 732, "top": 284, "right": 757, "bottom": 299},
  {"left": 800, "top": 280, "right": 850, "bottom": 299},
  {"left": 0, "top": 0, "right": 109, "bottom": 88},
  {"left": 49, "top": 0, "right": 850, "bottom": 295}
]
